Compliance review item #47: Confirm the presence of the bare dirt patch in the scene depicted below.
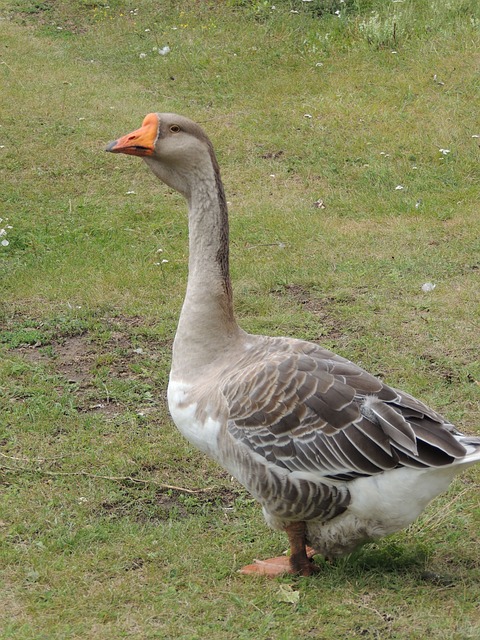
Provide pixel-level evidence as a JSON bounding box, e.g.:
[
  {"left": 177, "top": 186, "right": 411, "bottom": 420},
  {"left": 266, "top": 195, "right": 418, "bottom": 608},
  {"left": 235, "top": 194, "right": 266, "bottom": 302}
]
[
  {"left": 11, "top": 345, "right": 50, "bottom": 365},
  {"left": 52, "top": 333, "right": 127, "bottom": 415},
  {"left": 273, "top": 283, "right": 347, "bottom": 340},
  {"left": 9, "top": 318, "right": 172, "bottom": 418},
  {"left": 98, "top": 485, "right": 247, "bottom": 523},
  {"left": 54, "top": 334, "right": 94, "bottom": 385}
]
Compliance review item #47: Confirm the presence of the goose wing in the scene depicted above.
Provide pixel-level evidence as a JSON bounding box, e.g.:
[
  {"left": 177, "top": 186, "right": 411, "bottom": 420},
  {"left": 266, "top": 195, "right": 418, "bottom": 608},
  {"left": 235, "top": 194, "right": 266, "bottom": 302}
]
[{"left": 222, "top": 340, "right": 466, "bottom": 481}]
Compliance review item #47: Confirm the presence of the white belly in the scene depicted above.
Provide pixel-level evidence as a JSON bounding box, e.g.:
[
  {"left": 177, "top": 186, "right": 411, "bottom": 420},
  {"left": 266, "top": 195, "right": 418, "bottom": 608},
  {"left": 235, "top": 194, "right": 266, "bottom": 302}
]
[
  {"left": 167, "top": 378, "right": 222, "bottom": 457},
  {"left": 307, "top": 465, "right": 459, "bottom": 557}
]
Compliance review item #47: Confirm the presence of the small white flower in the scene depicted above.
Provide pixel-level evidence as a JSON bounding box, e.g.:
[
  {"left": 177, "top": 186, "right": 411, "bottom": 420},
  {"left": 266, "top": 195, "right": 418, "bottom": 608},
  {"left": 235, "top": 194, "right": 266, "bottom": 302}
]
[
  {"left": 415, "top": 199, "right": 422, "bottom": 209},
  {"left": 144, "top": 28, "right": 150, "bottom": 32},
  {"left": 78, "top": 117, "right": 86, "bottom": 121},
  {"left": 0, "top": 145, "right": 5, "bottom": 149},
  {"left": 161, "top": 259, "right": 169, "bottom": 264},
  {"left": 1, "top": 239, "right": 9, "bottom": 246},
  {"left": 421, "top": 282, "right": 436, "bottom": 293},
  {"left": 78, "top": 497, "right": 88, "bottom": 503},
  {"left": 0, "top": 228, "right": 6, "bottom": 236},
  {"left": 439, "top": 148, "right": 450, "bottom": 155},
  {"left": 395, "top": 185, "right": 404, "bottom": 190},
  {"left": 335, "top": 10, "right": 341, "bottom": 15},
  {"left": 156, "top": 248, "right": 163, "bottom": 253},
  {"left": 158, "top": 46, "right": 170, "bottom": 56},
  {"left": 125, "top": 190, "right": 136, "bottom": 195},
  {"left": 139, "top": 53, "right": 147, "bottom": 59}
]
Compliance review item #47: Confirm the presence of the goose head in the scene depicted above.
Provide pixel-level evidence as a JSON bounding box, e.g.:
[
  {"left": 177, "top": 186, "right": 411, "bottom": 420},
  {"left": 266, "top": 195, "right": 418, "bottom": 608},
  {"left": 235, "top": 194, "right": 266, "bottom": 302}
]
[{"left": 106, "top": 112, "right": 218, "bottom": 199}]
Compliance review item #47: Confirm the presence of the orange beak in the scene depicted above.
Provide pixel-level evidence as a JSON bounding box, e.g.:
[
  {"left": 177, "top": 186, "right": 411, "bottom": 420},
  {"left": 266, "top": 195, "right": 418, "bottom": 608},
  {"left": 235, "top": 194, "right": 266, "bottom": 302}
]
[{"left": 106, "top": 113, "right": 159, "bottom": 157}]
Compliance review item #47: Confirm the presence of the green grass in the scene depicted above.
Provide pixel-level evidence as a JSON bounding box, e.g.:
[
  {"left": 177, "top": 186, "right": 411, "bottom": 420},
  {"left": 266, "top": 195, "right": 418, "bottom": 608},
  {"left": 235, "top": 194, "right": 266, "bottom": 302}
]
[{"left": 1, "top": 1, "right": 480, "bottom": 638}]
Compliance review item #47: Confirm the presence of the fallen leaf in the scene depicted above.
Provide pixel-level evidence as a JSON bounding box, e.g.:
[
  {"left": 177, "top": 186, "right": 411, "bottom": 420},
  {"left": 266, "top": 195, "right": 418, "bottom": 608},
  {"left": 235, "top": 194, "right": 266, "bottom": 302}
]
[{"left": 277, "top": 584, "right": 300, "bottom": 605}]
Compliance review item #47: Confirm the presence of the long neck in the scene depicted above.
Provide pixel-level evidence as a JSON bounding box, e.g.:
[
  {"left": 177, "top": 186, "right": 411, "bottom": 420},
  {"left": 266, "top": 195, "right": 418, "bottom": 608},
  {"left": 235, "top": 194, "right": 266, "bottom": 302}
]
[{"left": 171, "top": 154, "right": 240, "bottom": 377}]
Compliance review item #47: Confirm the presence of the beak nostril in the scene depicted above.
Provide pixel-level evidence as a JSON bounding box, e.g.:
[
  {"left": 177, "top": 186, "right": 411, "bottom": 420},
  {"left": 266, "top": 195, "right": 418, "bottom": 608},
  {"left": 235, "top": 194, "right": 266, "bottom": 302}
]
[{"left": 106, "top": 115, "right": 158, "bottom": 156}]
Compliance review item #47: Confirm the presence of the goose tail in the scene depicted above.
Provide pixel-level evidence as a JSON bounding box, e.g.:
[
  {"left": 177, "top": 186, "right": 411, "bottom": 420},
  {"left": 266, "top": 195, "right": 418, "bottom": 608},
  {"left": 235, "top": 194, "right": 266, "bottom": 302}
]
[{"left": 457, "top": 436, "right": 480, "bottom": 465}]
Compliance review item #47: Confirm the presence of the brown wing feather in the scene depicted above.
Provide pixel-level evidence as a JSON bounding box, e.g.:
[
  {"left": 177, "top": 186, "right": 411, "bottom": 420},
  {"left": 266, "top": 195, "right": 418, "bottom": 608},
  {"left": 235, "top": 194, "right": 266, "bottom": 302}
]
[{"left": 223, "top": 337, "right": 466, "bottom": 480}]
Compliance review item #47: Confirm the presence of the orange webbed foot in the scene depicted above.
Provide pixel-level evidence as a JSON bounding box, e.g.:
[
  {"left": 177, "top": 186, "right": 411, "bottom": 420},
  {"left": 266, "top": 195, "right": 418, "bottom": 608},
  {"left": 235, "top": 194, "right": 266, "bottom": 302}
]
[
  {"left": 239, "top": 547, "right": 319, "bottom": 577},
  {"left": 239, "top": 556, "right": 294, "bottom": 577}
]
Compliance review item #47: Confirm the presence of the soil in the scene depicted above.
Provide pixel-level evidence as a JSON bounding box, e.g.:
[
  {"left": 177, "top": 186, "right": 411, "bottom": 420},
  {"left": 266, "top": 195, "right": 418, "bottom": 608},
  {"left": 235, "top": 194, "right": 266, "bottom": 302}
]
[
  {"left": 10, "top": 318, "right": 172, "bottom": 417},
  {"left": 273, "top": 283, "right": 347, "bottom": 340}
]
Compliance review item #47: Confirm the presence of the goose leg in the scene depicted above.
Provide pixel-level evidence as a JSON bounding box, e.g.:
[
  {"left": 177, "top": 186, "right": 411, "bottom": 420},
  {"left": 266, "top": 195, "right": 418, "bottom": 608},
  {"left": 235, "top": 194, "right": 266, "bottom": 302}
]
[
  {"left": 239, "top": 522, "right": 318, "bottom": 577},
  {"left": 287, "top": 521, "right": 318, "bottom": 576}
]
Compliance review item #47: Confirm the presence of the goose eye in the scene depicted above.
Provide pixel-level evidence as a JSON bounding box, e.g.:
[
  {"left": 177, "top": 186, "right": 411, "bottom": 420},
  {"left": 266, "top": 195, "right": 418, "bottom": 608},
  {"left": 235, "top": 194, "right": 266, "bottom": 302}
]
[{"left": 170, "top": 125, "right": 181, "bottom": 133}]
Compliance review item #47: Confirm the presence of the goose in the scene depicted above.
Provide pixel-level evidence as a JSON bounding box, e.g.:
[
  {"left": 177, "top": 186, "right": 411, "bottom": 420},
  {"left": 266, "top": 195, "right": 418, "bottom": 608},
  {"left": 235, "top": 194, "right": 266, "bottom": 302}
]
[{"left": 106, "top": 113, "right": 480, "bottom": 576}]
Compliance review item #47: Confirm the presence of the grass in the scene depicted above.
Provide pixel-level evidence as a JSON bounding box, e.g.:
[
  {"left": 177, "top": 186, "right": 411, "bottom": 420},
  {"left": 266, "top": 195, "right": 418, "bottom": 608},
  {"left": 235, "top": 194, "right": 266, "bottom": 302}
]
[{"left": 1, "top": 0, "right": 479, "bottom": 638}]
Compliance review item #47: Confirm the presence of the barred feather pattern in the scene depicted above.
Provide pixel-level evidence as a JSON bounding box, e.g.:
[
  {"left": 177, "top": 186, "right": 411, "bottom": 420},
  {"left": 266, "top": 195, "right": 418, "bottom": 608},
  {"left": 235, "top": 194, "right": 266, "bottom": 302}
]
[
  {"left": 218, "top": 428, "right": 351, "bottom": 523},
  {"left": 222, "top": 336, "right": 467, "bottom": 485}
]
